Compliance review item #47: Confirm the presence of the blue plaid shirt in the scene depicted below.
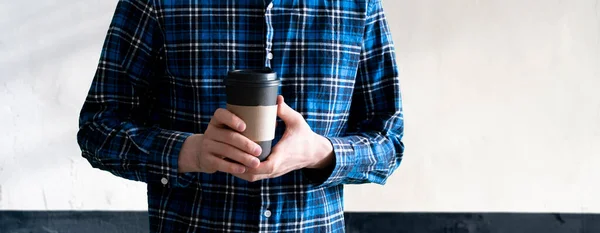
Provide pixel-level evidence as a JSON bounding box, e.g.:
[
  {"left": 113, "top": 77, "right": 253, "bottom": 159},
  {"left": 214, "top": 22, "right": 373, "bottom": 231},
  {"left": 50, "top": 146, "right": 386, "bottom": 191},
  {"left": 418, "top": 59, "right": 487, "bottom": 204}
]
[{"left": 77, "top": 0, "right": 404, "bottom": 232}]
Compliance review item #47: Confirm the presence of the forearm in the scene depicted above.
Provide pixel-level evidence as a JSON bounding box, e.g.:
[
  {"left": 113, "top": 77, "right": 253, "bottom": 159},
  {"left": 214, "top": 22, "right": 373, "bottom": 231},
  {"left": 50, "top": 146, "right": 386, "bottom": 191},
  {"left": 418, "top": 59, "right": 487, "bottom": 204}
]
[
  {"left": 177, "top": 134, "right": 203, "bottom": 173},
  {"left": 306, "top": 134, "right": 335, "bottom": 169}
]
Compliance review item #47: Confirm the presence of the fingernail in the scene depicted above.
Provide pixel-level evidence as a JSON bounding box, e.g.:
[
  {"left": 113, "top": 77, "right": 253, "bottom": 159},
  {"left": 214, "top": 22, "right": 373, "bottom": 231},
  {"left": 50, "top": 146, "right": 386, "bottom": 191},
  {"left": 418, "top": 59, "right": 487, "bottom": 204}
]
[
  {"left": 254, "top": 146, "right": 262, "bottom": 156},
  {"left": 237, "top": 123, "right": 245, "bottom": 131},
  {"left": 237, "top": 167, "right": 246, "bottom": 173},
  {"left": 251, "top": 158, "right": 260, "bottom": 167}
]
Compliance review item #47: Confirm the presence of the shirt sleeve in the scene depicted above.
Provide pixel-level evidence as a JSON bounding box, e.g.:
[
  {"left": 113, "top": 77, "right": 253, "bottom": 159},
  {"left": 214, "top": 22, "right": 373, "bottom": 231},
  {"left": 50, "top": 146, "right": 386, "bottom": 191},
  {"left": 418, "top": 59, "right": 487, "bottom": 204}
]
[
  {"left": 77, "top": 0, "right": 195, "bottom": 188},
  {"left": 304, "top": 0, "right": 405, "bottom": 187}
]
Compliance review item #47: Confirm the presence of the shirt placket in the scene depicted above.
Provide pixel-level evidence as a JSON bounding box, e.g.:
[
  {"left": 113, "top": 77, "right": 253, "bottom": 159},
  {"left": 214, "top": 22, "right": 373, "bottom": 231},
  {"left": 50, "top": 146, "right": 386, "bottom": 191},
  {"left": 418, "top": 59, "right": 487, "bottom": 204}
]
[
  {"left": 259, "top": 179, "right": 272, "bottom": 232},
  {"left": 260, "top": 3, "right": 275, "bottom": 232},
  {"left": 264, "top": 1, "right": 274, "bottom": 68}
]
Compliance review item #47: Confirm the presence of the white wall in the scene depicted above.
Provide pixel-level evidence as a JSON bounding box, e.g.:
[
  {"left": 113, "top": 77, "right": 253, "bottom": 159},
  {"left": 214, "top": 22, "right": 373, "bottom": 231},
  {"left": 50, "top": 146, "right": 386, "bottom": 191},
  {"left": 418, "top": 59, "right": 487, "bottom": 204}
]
[
  {"left": 1, "top": 0, "right": 599, "bottom": 212},
  {"left": 345, "top": 0, "right": 600, "bottom": 213},
  {"left": 0, "top": 0, "right": 147, "bottom": 210}
]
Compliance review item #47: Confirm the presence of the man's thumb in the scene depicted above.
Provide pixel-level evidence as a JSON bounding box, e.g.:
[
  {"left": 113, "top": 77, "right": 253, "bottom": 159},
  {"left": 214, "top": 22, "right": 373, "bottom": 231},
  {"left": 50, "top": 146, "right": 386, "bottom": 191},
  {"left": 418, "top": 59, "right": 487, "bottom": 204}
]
[{"left": 277, "top": 95, "right": 300, "bottom": 124}]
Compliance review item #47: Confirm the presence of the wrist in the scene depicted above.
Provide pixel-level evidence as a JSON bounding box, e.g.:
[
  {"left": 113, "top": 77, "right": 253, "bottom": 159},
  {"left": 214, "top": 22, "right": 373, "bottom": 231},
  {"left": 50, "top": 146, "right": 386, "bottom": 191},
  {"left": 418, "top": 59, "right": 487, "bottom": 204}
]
[
  {"left": 178, "top": 134, "right": 203, "bottom": 173},
  {"left": 307, "top": 134, "right": 334, "bottom": 169}
]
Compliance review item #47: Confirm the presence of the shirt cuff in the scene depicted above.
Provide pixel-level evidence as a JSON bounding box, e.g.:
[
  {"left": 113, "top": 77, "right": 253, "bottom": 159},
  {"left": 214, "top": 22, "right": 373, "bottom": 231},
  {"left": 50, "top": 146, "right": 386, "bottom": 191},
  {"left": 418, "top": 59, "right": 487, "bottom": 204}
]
[
  {"left": 303, "top": 136, "right": 357, "bottom": 188},
  {"left": 146, "top": 129, "right": 196, "bottom": 188}
]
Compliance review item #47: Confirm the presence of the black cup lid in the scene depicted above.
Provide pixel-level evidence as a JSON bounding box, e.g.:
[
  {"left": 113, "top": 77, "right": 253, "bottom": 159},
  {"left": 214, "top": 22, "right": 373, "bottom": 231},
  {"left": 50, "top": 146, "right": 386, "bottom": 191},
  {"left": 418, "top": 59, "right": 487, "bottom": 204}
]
[{"left": 225, "top": 68, "right": 280, "bottom": 87}]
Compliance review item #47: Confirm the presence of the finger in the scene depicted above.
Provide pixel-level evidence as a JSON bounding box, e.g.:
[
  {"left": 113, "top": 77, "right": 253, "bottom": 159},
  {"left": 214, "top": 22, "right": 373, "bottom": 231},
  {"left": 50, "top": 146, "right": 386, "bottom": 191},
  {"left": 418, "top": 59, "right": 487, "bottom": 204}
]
[
  {"left": 209, "top": 127, "right": 262, "bottom": 157},
  {"left": 210, "top": 108, "right": 246, "bottom": 132},
  {"left": 245, "top": 156, "right": 276, "bottom": 175},
  {"left": 277, "top": 95, "right": 302, "bottom": 125},
  {"left": 244, "top": 144, "right": 284, "bottom": 174},
  {"left": 232, "top": 173, "right": 268, "bottom": 183},
  {"left": 207, "top": 140, "right": 260, "bottom": 168},
  {"left": 204, "top": 153, "right": 247, "bottom": 174}
]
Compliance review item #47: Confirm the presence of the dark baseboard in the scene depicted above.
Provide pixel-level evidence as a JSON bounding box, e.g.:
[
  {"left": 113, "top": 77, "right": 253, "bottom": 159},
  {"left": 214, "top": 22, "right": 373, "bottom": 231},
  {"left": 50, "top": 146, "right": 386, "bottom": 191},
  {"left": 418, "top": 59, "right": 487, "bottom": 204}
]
[
  {"left": 1, "top": 211, "right": 599, "bottom": 233},
  {"left": 344, "top": 212, "right": 600, "bottom": 233}
]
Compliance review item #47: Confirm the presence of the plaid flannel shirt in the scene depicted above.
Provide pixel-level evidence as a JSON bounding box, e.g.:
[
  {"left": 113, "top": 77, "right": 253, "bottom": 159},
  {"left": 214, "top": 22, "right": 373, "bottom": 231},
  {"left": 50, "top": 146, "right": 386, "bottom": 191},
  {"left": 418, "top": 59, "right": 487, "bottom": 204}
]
[{"left": 77, "top": 0, "right": 404, "bottom": 232}]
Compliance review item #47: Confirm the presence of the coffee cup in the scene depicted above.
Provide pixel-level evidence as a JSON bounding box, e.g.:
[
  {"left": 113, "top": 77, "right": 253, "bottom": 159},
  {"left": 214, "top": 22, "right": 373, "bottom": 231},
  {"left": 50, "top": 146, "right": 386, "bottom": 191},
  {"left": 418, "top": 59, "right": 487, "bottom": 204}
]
[{"left": 225, "top": 68, "right": 280, "bottom": 161}]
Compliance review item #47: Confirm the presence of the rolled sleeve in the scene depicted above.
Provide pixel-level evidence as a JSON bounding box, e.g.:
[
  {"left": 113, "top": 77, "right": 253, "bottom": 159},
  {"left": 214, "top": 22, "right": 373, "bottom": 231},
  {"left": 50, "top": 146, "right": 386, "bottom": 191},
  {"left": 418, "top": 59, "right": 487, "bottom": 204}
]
[{"left": 147, "top": 129, "right": 196, "bottom": 188}]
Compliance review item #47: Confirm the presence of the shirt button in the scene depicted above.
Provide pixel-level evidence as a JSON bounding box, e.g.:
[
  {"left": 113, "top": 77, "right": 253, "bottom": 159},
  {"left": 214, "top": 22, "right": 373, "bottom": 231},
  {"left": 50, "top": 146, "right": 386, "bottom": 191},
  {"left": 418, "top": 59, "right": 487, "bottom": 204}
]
[
  {"left": 267, "top": 53, "right": 273, "bottom": 60},
  {"left": 267, "top": 2, "right": 274, "bottom": 10},
  {"left": 264, "top": 210, "right": 272, "bottom": 218},
  {"left": 161, "top": 177, "right": 168, "bottom": 185}
]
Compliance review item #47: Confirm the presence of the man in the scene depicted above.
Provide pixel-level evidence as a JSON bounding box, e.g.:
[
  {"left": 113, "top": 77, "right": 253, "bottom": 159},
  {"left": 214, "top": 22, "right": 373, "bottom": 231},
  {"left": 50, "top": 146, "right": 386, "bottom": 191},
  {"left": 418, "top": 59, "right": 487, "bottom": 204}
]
[{"left": 77, "top": 0, "right": 404, "bottom": 232}]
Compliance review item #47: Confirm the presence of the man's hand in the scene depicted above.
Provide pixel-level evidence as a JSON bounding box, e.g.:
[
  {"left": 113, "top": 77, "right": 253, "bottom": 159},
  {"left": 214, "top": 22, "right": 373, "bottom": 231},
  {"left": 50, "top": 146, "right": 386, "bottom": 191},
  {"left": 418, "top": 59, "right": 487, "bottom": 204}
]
[
  {"left": 178, "top": 108, "right": 263, "bottom": 174},
  {"left": 234, "top": 95, "right": 335, "bottom": 182}
]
